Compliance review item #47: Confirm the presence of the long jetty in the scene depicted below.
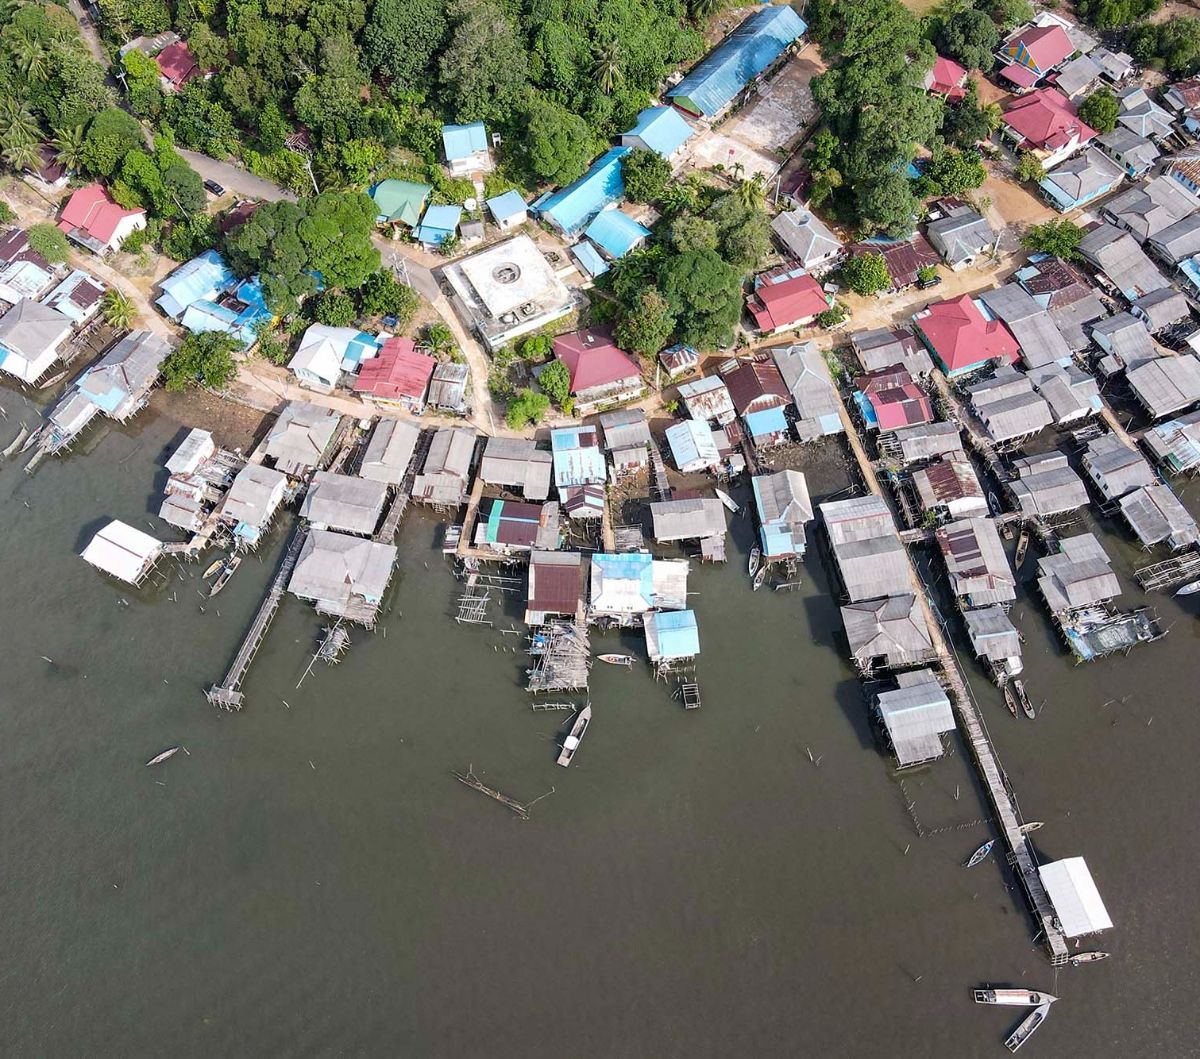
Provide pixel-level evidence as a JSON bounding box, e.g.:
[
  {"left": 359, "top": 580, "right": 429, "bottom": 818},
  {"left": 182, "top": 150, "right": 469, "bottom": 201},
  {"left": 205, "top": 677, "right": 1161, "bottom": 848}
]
[{"left": 825, "top": 357, "right": 1070, "bottom": 965}]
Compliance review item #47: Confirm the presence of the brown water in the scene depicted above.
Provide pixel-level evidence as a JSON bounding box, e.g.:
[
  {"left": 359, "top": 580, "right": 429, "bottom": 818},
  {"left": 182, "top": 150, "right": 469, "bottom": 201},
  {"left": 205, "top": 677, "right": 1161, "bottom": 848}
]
[{"left": 1, "top": 406, "right": 1197, "bottom": 1056}]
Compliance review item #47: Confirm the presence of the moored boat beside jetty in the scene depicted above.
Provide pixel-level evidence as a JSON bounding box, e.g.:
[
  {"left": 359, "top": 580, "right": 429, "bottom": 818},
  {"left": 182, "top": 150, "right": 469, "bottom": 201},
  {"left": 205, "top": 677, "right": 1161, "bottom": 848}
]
[
  {"left": 1004, "top": 1003, "right": 1051, "bottom": 1052},
  {"left": 965, "top": 840, "right": 994, "bottom": 868},
  {"left": 557, "top": 705, "right": 591, "bottom": 767},
  {"left": 973, "top": 988, "right": 1057, "bottom": 1006}
]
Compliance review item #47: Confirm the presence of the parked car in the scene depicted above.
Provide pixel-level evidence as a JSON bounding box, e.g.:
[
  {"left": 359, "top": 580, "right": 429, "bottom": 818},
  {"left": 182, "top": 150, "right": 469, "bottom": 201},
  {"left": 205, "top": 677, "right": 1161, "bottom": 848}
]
[{"left": 203, "top": 179, "right": 226, "bottom": 196}]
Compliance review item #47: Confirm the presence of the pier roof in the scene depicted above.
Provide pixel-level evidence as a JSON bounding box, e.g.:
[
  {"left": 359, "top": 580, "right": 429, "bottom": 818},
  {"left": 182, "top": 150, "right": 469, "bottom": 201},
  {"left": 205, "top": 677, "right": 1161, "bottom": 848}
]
[
  {"left": 1119, "top": 483, "right": 1200, "bottom": 549},
  {"left": 752, "top": 469, "right": 812, "bottom": 558},
  {"left": 821, "top": 496, "right": 910, "bottom": 602},
  {"left": 1127, "top": 355, "right": 1200, "bottom": 419},
  {"left": 1142, "top": 409, "right": 1200, "bottom": 472},
  {"left": 963, "top": 606, "right": 1022, "bottom": 663},
  {"left": 165, "top": 428, "right": 215, "bottom": 475},
  {"left": 589, "top": 553, "right": 689, "bottom": 615},
  {"left": 1039, "top": 857, "right": 1113, "bottom": 937},
  {"left": 223, "top": 463, "right": 288, "bottom": 531},
  {"left": 75, "top": 329, "right": 171, "bottom": 418},
  {"left": 551, "top": 425, "right": 606, "bottom": 488},
  {"left": 666, "top": 418, "right": 720, "bottom": 472},
  {"left": 888, "top": 421, "right": 965, "bottom": 465},
  {"left": 1082, "top": 433, "right": 1156, "bottom": 498}
]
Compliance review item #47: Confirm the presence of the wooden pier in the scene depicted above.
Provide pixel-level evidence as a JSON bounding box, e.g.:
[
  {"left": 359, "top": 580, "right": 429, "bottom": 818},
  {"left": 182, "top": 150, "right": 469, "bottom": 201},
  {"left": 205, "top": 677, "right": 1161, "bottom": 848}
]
[
  {"left": 453, "top": 765, "right": 544, "bottom": 819},
  {"left": 1135, "top": 550, "right": 1200, "bottom": 592},
  {"left": 648, "top": 438, "right": 672, "bottom": 502},
  {"left": 206, "top": 524, "right": 308, "bottom": 711},
  {"left": 828, "top": 372, "right": 1071, "bottom": 965}
]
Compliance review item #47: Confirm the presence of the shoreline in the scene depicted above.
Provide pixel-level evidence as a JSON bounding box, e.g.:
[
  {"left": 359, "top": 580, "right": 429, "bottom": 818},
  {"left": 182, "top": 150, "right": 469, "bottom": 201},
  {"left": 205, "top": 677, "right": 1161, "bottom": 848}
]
[{"left": 148, "top": 385, "right": 272, "bottom": 453}]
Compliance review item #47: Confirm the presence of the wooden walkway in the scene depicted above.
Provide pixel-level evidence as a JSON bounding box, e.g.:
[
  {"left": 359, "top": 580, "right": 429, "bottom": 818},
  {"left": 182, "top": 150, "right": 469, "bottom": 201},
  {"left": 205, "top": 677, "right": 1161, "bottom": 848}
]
[
  {"left": 373, "top": 427, "right": 431, "bottom": 544},
  {"left": 206, "top": 524, "right": 308, "bottom": 711},
  {"left": 456, "top": 473, "right": 487, "bottom": 558},
  {"left": 831, "top": 380, "right": 1070, "bottom": 964},
  {"left": 648, "top": 439, "right": 672, "bottom": 502}
]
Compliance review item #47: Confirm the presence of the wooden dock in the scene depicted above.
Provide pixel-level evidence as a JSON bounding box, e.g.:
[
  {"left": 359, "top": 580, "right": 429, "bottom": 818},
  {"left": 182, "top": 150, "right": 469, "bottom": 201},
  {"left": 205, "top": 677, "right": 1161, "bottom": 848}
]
[
  {"left": 1136, "top": 550, "right": 1200, "bottom": 592},
  {"left": 206, "top": 524, "right": 308, "bottom": 711},
  {"left": 830, "top": 378, "right": 1071, "bottom": 965},
  {"left": 648, "top": 438, "right": 672, "bottom": 502},
  {"left": 373, "top": 427, "right": 430, "bottom": 544}
]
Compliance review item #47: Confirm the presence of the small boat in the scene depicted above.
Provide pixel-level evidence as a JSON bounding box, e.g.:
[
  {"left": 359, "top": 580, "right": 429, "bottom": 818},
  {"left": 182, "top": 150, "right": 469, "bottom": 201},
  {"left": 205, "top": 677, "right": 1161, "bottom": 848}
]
[
  {"left": 145, "top": 746, "right": 181, "bottom": 767},
  {"left": 2, "top": 425, "right": 29, "bottom": 458},
  {"left": 1070, "top": 951, "right": 1109, "bottom": 966},
  {"left": 965, "top": 839, "right": 995, "bottom": 867},
  {"left": 208, "top": 554, "right": 242, "bottom": 597},
  {"left": 715, "top": 488, "right": 739, "bottom": 514},
  {"left": 1014, "top": 527, "right": 1029, "bottom": 568},
  {"left": 202, "top": 559, "right": 224, "bottom": 578},
  {"left": 556, "top": 705, "right": 592, "bottom": 767},
  {"left": 752, "top": 566, "right": 767, "bottom": 591},
  {"left": 597, "top": 653, "right": 634, "bottom": 667},
  {"left": 1175, "top": 579, "right": 1200, "bottom": 596},
  {"left": 973, "top": 988, "right": 1058, "bottom": 1006},
  {"left": 748, "top": 546, "right": 761, "bottom": 577},
  {"left": 1002, "top": 683, "right": 1018, "bottom": 718},
  {"left": 1004, "top": 1003, "right": 1051, "bottom": 1052},
  {"left": 1013, "top": 679, "right": 1035, "bottom": 720},
  {"left": 1017, "top": 821, "right": 1044, "bottom": 835}
]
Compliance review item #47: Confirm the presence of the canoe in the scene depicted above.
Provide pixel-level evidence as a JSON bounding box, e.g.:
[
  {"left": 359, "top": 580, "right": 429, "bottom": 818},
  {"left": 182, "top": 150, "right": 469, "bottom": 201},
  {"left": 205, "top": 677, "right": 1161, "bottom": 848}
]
[
  {"left": 715, "top": 488, "right": 739, "bottom": 514},
  {"left": 1002, "top": 683, "right": 1018, "bottom": 718},
  {"left": 146, "top": 746, "right": 180, "bottom": 767},
  {"left": 209, "top": 555, "right": 242, "bottom": 597},
  {"left": 1014, "top": 679, "right": 1035, "bottom": 720},
  {"left": 597, "top": 654, "right": 634, "bottom": 667},
  {"left": 748, "top": 547, "right": 761, "bottom": 577},
  {"left": 1014, "top": 527, "right": 1029, "bottom": 568},
  {"left": 202, "top": 559, "right": 224, "bottom": 578},
  {"left": 752, "top": 566, "right": 767, "bottom": 591},
  {"left": 1175, "top": 579, "right": 1200, "bottom": 596},
  {"left": 1070, "top": 951, "right": 1109, "bottom": 965},
  {"left": 1017, "top": 821, "right": 1044, "bottom": 834},
  {"left": 965, "top": 839, "right": 994, "bottom": 867},
  {"left": 1004, "top": 1003, "right": 1051, "bottom": 1052}
]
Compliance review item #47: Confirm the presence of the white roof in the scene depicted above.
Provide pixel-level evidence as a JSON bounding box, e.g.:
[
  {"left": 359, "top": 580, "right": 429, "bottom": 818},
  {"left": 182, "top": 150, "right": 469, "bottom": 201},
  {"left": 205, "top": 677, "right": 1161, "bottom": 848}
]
[
  {"left": 289, "top": 324, "right": 359, "bottom": 384},
  {"left": 1039, "top": 857, "right": 1113, "bottom": 937},
  {"left": 81, "top": 519, "right": 163, "bottom": 583},
  {"left": 165, "top": 428, "right": 215, "bottom": 475}
]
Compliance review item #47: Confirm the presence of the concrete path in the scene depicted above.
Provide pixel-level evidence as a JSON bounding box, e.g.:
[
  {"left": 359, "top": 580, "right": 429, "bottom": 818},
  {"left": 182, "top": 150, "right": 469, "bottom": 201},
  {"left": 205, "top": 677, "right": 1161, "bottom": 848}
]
[{"left": 177, "top": 150, "right": 300, "bottom": 204}]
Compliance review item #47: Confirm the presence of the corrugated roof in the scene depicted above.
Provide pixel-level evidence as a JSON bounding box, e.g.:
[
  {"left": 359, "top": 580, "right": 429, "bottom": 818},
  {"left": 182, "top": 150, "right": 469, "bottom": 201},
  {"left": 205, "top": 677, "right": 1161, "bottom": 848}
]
[
  {"left": 622, "top": 106, "right": 694, "bottom": 157},
  {"left": 644, "top": 608, "right": 700, "bottom": 661},
  {"left": 442, "top": 121, "right": 488, "bottom": 161},
  {"left": 584, "top": 209, "right": 650, "bottom": 259},
  {"left": 1039, "top": 857, "right": 1113, "bottom": 937},
  {"left": 650, "top": 497, "right": 726, "bottom": 541},
  {"left": 538, "top": 146, "right": 629, "bottom": 235}
]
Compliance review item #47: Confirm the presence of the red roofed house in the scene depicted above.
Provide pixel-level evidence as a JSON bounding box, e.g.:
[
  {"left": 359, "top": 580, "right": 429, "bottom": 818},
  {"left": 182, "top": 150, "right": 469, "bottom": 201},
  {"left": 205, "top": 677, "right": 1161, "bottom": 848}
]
[
  {"left": 999, "top": 24, "right": 1075, "bottom": 90},
  {"left": 719, "top": 354, "right": 790, "bottom": 416},
  {"left": 912, "top": 295, "right": 1020, "bottom": 378},
  {"left": 553, "top": 328, "right": 643, "bottom": 414},
  {"left": 155, "top": 41, "right": 201, "bottom": 92},
  {"left": 353, "top": 336, "right": 436, "bottom": 414},
  {"left": 58, "top": 184, "right": 146, "bottom": 256},
  {"left": 925, "top": 56, "right": 968, "bottom": 101},
  {"left": 999, "top": 88, "right": 1096, "bottom": 169},
  {"left": 747, "top": 272, "right": 832, "bottom": 334},
  {"left": 854, "top": 365, "right": 934, "bottom": 431}
]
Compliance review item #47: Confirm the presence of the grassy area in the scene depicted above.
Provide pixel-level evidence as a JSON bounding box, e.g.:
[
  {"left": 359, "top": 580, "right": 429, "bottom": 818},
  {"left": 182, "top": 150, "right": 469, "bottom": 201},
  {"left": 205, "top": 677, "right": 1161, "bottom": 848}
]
[{"left": 899, "top": 0, "right": 941, "bottom": 12}]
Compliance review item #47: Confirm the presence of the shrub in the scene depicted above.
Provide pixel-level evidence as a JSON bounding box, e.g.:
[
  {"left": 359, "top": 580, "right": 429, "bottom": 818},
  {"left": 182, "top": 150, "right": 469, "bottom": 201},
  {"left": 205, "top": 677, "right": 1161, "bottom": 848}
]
[
  {"left": 27, "top": 223, "right": 70, "bottom": 264},
  {"left": 313, "top": 291, "right": 357, "bottom": 327},
  {"left": 505, "top": 388, "right": 549, "bottom": 429}
]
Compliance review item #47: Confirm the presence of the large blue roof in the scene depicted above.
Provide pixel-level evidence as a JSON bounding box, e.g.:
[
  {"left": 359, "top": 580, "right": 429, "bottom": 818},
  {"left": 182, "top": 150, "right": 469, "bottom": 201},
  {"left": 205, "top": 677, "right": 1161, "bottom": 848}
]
[
  {"left": 156, "top": 249, "right": 234, "bottom": 320},
  {"left": 537, "top": 146, "right": 630, "bottom": 235},
  {"left": 647, "top": 608, "right": 700, "bottom": 659},
  {"left": 623, "top": 106, "right": 694, "bottom": 158},
  {"left": 669, "top": 6, "right": 806, "bottom": 118},
  {"left": 442, "top": 122, "right": 488, "bottom": 161},
  {"left": 551, "top": 426, "right": 606, "bottom": 487},
  {"left": 584, "top": 209, "right": 651, "bottom": 259}
]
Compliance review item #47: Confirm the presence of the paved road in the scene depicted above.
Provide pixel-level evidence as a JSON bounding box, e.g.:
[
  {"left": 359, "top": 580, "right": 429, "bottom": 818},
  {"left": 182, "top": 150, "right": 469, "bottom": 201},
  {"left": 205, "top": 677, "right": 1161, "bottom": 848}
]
[
  {"left": 67, "top": 0, "right": 107, "bottom": 63},
  {"left": 177, "top": 150, "right": 300, "bottom": 204}
]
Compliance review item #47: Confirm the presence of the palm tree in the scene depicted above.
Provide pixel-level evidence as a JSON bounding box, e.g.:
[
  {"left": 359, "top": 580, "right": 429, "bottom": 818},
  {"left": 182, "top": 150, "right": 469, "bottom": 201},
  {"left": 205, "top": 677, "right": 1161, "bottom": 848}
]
[
  {"left": 734, "top": 174, "right": 765, "bottom": 211},
  {"left": 0, "top": 96, "right": 40, "bottom": 150},
  {"left": 101, "top": 289, "right": 136, "bottom": 331},
  {"left": 12, "top": 34, "right": 48, "bottom": 81},
  {"left": 689, "top": 0, "right": 725, "bottom": 21},
  {"left": 51, "top": 124, "right": 86, "bottom": 173},
  {"left": 591, "top": 40, "right": 622, "bottom": 95},
  {"left": 3, "top": 139, "right": 43, "bottom": 174}
]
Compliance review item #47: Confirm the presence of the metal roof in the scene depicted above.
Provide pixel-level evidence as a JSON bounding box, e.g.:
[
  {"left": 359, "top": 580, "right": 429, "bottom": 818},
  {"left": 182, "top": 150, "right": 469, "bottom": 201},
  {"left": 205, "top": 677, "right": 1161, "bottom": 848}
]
[
  {"left": 1039, "top": 857, "right": 1113, "bottom": 937},
  {"left": 289, "top": 529, "right": 397, "bottom": 609},
  {"left": 875, "top": 670, "right": 955, "bottom": 767},
  {"left": 841, "top": 594, "right": 934, "bottom": 669},
  {"left": 851, "top": 327, "right": 932, "bottom": 377},
  {"left": 224, "top": 463, "right": 287, "bottom": 529},
  {"left": 265, "top": 401, "right": 341, "bottom": 476},
  {"left": 650, "top": 497, "right": 727, "bottom": 542},
  {"left": 80, "top": 519, "right": 162, "bottom": 584},
  {"left": 537, "top": 146, "right": 629, "bottom": 235},
  {"left": 771, "top": 209, "right": 842, "bottom": 268},
  {"left": 550, "top": 425, "right": 606, "bottom": 487},
  {"left": 441, "top": 121, "right": 488, "bottom": 161},
  {"left": 598, "top": 408, "right": 651, "bottom": 451},
  {"left": 1127, "top": 355, "right": 1200, "bottom": 418},
  {"left": 301, "top": 472, "right": 388, "bottom": 534},
  {"left": 359, "top": 418, "right": 420, "bottom": 485},
  {"left": 622, "top": 105, "right": 695, "bottom": 157},
  {"left": 936, "top": 517, "right": 1016, "bottom": 606},
  {"left": 479, "top": 436, "right": 552, "bottom": 500},
  {"left": 644, "top": 608, "right": 700, "bottom": 661},
  {"left": 889, "top": 421, "right": 965, "bottom": 465},
  {"left": 584, "top": 209, "right": 650, "bottom": 259},
  {"left": 1079, "top": 223, "right": 1169, "bottom": 300},
  {"left": 666, "top": 418, "right": 719, "bottom": 471},
  {"left": 1119, "top": 483, "right": 1200, "bottom": 548}
]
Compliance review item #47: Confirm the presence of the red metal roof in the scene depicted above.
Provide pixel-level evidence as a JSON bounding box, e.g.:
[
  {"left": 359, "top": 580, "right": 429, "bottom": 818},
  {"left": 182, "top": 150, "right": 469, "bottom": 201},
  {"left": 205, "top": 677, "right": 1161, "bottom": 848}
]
[
  {"left": 928, "top": 56, "right": 967, "bottom": 99},
  {"left": 553, "top": 328, "right": 642, "bottom": 393},
  {"left": 353, "top": 336, "right": 436, "bottom": 402},
  {"left": 1002, "top": 88, "right": 1096, "bottom": 152},
  {"left": 528, "top": 554, "right": 583, "bottom": 613},
  {"left": 915, "top": 295, "right": 1020, "bottom": 373},
  {"left": 747, "top": 273, "right": 829, "bottom": 331},
  {"left": 155, "top": 41, "right": 200, "bottom": 88},
  {"left": 856, "top": 365, "right": 933, "bottom": 430},
  {"left": 719, "top": 355, "right": 790, "bottom": 415},
  {"left": 1008, "top": 25, "right": 1074, "bottom": 72},
  {"left": 999, "top": 62, "right": 1042, "bottom": 89},
  {"left": 57, "top": 184, "right": 144, "bottom": 245}
]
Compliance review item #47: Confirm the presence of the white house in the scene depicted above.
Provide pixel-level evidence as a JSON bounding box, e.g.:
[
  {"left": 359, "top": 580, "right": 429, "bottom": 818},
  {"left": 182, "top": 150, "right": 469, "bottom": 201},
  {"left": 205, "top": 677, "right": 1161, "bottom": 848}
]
[
  {"left": 0, "top": 298, "right": 73, "bottom": 383},
  {"left": 442, "top": 122, "right": 493, "bottom": 177},
  {"left": 287, "top": 324, "right": 382, "bottom": 391}
]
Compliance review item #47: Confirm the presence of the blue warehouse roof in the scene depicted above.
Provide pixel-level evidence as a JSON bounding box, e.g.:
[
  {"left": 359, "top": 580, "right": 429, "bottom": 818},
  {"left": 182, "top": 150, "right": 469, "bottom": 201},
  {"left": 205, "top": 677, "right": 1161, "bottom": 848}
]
[
  {"left": 668, "top": 6, "right": 806, "bottom": 119},
  {"left": 486, "top": 189, "right": 527, "bottom": 222},
  {"left": 623, "top": 106, "right": 695, "bottom": 158},
  {"left": 536, "top": 146, "right": 630, "bottom": 235},
  {"left": 442, "top": 122, "right": 488, "bottom": 161},
  {"left": 584, "top": 209, "right": 651, "bottom": 260}
]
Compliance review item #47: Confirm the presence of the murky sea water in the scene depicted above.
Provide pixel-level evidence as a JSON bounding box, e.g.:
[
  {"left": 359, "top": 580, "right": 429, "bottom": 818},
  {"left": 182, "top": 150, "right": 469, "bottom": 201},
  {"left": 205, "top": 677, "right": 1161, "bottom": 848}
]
[{"left": 1, "top": 407, "right": 1198, "bottom": 1057}]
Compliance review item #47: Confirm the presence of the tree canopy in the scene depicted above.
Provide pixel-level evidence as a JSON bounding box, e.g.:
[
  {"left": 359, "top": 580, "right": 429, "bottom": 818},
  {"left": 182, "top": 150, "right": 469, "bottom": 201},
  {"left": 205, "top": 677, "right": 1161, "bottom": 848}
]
[
  {"left": 162, "top": 331, "right": 240, "bottom": 391},
  {"left": 1022, "top": 218, "right": 1085, "bottom": 260},
  {"left": 1079, "top": 89, "right": 1120, "bottom": 134}
]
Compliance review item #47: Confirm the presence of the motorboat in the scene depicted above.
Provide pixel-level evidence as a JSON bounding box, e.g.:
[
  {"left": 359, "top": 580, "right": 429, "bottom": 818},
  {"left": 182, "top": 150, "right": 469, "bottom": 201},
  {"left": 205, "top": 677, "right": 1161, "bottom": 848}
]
[
  {"left": 1017, "top": 821, "right": 1043, "bottom": 834},
  {"left": 973, "top": 988, "right": 1057, "bottom": 1006},
  {"left": 556, "top": 706, "right": 591, "bottom": 767},
  {"left": 1070, "top": 951, "right": 1109, "bottom": 966},
  {"left": 715, "top": 488, "right": 739, "bottom": 514},
  {"left": 597, "top": 654, "right": 634, "bottom": 667},
  {"left": 209, "top": 555, "right": 242, "bottom": 597},
  {"left": 748, "top": 547, "right": 761, "bottom": 577},
  {"left": 1005, "top": 1003, "right": 1051, "bottom": 1052}
]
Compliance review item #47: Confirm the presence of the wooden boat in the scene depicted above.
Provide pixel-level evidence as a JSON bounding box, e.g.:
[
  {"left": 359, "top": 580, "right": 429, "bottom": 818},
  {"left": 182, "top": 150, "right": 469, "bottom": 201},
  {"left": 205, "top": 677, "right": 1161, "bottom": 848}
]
[
  {"left": 1002, "top": 683, "right": 1018, "bottom": 718},
  {"left": 1013, "top": 679, "right": 1035, "bottom": 719},
  {"left": 752, "top": 566, "right": 767, "bottom": 591},
  {"left": 965, "top": 839, "right": 995, "bottom": 867},
  {"left": 208, "top": 555, "right": 242, "bottom": 597},
  {"left": 556, "top": 705, "right": 592, "bottom": 767},
  {"left": 1070, "top": 951, "right": 1109, "bottom": 966},
  {"left": 202, "top": 559, "right": 224, "bottom": 578},
  {"left": 1017, "top": 821, "right": 1044, "bottom": 835},
  {"left": 748, "top": 546, "right": 761, "bottom": 577},
  {"left": 973, "top": 988, "right": 1057, "bottom": 1006},
  {"left": 1175, "top": 579, "right": 1200, "bottom": 596},
  {"left": 1004, "top": 1003, "right": 1051, "bottom": 1052},
  {"left": 597, "top": 653, "right": 634, "bottom": 667},
  {"left": 145, "top": 746, "right": 181, "bottom": 767},
  {"left": 2, "top": 425, "right": 29, "bottom": 458},
  {"left": 715, "top": 488, "right": 739, "bottom": 514},
  {"left": 1014, "top": 527, "right": 1029, "bottom": 568}
]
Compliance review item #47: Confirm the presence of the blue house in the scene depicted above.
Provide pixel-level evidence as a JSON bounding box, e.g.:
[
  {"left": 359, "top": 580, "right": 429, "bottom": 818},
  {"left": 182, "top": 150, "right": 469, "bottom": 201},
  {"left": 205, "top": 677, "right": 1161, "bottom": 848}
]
[
  {"left": 535, "top": 146, "right": 629, "bottom": 235},
  {"left": 156, "top": 249, "right": 234, "bottom": 319},
  {"left": 157, "top": 250, "right": 271, "bottom": 349},
  {"left": 571, "top": 240, "right": 609, "bottom": 280},
  {"left": 751, "top": 468, "right": 812, "bottom": 560},
  {"left": 644, "top": 608, "right": 700, "bottom": 663},
  {"left": 441, "top": 122, "right": 491, "bottom": 176},
  {"left": 621, "top": 106, "right": 695, "bottom": 160},
  {"left": 584, "top": 209, "right": 651, "bottom": 260},
  {"left": 414, "top": 204, "right": 462, "bottom": 246},
  {"left": 668, "top": 6, "right": 806, "bottom": 120},
  {"left": 1039, "top": 149, "right": 1125, "bottom": 212},
  {"left": 744, "top": 405, "right": 790, "bottom": 448}
]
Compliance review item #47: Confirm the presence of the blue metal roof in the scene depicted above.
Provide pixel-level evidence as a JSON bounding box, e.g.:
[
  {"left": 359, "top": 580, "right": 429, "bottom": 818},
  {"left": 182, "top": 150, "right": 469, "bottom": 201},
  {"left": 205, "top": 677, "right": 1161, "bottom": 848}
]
[
  {"left": 623, "top": 106, "right": 695, "bottom": 158},
  {"left": 665, "top": 419, "right": 718, "bottom": 469},
  {"left": 414, "top": 204, "right": 462, "bottom": 245},
  {"left": 537, "top": 146, "right": 629, "bottom": 235},
  {"left": 156, "top": 249, "right": 234, "bottom": 319},
  {"left": 744, "top": 405, "right": 788, "bottom": 438},
  {"left": 486, "top": 189, "right": 527, "bottom": 222},
  {"left": 341, "top": 331, "right": 382, "bottom": 370},
  {"left": 572, "top": 239, "right": 609, "bottom": 278},
  {"left": 592, "top": 552, "right": 654, "bottom": 603},
  {"left": 648, "top": 608, "right": 700, "bottom": 659},
  {"left": 668, "top": 6, "right": 806, "bottom": 118},
  {"left": 551, "top": 426, "right": 607, "bottom": 487},
  {"left": 584, "top": 209, "right": 651, "bottom": 259},
  {"left": 852, "top": 390, "right": 879, "bottom": 428},
  {"left": 442, "top": 122, "right": 488, "bottom": 161}
]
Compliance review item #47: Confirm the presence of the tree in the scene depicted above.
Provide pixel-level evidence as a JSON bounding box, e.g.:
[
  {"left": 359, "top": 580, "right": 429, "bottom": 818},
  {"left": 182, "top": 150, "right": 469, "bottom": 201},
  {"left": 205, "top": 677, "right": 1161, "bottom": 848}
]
[
  {"left": 51, "top": 124, "right": 87, "bottom": 172},
  {"left": 658, "top": 250, "right": 742, "bottom": 351},
  {"left": 3, "top": 139, "right": 42, "bottom": 173},
  {"left": 734, "top": 175, "right": 765, "bottom": 211},
  {"left": 705, "top": 193, "right": 771, "bottom": 270},
  {"left": 669, "top": 212, "right": 719, "bottom": 253},
  {"left": 622, "top": 147, "right": 671, "bottom": 203},
  {"left": 100, "top": 288, "right": 136, "bottom": 330},
  {"left": 592, "top": 39, "right": 622, "bottom": 95},
  {"left": 1075, "top": 0, "right": 1159, "bottom": 30},
  {"left": 689, "top": 0, "right": 726, "bottom": 21},
  {"left": 424, "top": 322, "right": 456, "bottom": 357},
  {"left": 538, "top": 359, "right": 571, "bottom": 407},
  {"left": 817, "top": 305, "right": 847, "bottom": 329},
  {"left": 925, "top": 149, "right": 988, "bottom": 195},
  {"left": 986, "top": 0, "right": 1034, "bottom": 31},
  {"left": 438, "top": 0, "right": 528, "bottom": 124},
  {"left": 362, "top": 0, "right": 448, "bottom": 88},
  {"left": 0, "top": 200, "right": 14, "bottom": 225},
  {"left": 161, "top": 215, "right": 217, "bottom": 261},
  {"left": 521, "top": 94, "right": 595, "bottom": 186},
  {"left": 1022, "top": 218, "right": 1085, "bottom": 260},
  {"left": 1078, "top": 89, "right": 1120, "bottom": 134},
  {"left": 1014, "top": 151, "right": 1046, "bottom": 184},
  {"left": 162, "top": 331, "right": 240, "bottom": 391},
  {"left": 314, "top": 291, "right": 357, "bottom": 326},
  {"left": 942, "top": 81, "right": 1001, "bottom": 147},
  {"left": 360, "top": 270, "right": 420, "bottom": 323},
  {"left": 858, "top": 171, "right": 917, "bottom": 238},
  {"left": 26, "top": 223, "right": 69, "bottom": 263},
  {"left": 615, "top": 288, "right": 675, "bottom": 357},
  {"left": 519, "top": 333, "right": 553, "bottom": 360},
  {"left": 82, "top": 108, "right": 145, "bottom": 177},
  {"left": 1130, "top": 17, "right": 1200, "bottom": 77},
  {"left": 936, "top": 9, "right": 999, "bottom": 71},
  {"left": 506, "top": 388, "right": 550, "bottom": 429},
  {"left": 121, "top": 48, "right": 163, "bottom": 117},
  {"left": 839, "top": 253, "right": 891, "bottom": 296}
]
